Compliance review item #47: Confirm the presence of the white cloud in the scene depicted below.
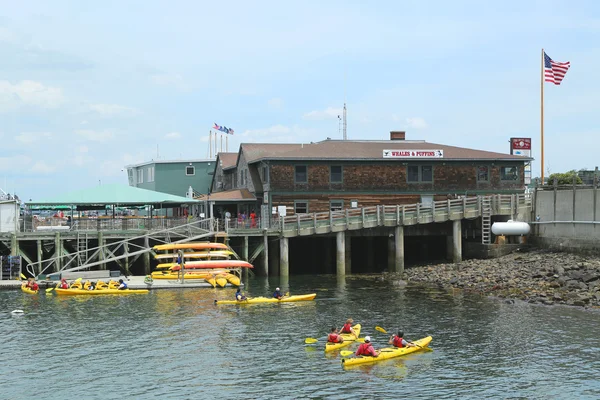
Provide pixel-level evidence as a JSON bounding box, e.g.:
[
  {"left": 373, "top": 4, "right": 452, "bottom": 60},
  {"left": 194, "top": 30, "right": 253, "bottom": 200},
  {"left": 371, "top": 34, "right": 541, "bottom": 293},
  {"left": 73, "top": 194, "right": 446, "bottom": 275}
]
[
  {"left": 75, "top": 129, "right": 114, "bottom": 142},
  {"left": 303, "top": 106, "right": 342, "bottom": 120},
  {"left": 406, "top": 117, "right": 429, "bottom": 129},
  {"left": 89, "top": 103, "right": 139, "bottom": 116},
  {"left": 0, "top": 155, "right": 32, "bottom": 172},
  {"left": 14, "top": 132, "right": 53, "bottom": 144},
  {"left": 77, "top": 145, "right": 89, "bottom": 153},
  {"left": 29, "top": 161, "right": 56, "bottom": 174},
  {"left": 268, "top": 97, "right": 284, "bottom": 109},
  {"left": 0, "top": 80, "right": 64, "bottom": 112},
  {"left": 165, "top": 131, "right": 182, "bottom": 139}
]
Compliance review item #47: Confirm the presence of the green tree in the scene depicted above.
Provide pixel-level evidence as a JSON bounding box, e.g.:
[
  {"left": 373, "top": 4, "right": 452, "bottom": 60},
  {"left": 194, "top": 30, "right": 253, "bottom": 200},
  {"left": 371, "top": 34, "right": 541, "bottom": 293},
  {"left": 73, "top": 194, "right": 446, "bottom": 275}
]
[{"left": 547, "top": 170, "right": 583, "bottom": 185}]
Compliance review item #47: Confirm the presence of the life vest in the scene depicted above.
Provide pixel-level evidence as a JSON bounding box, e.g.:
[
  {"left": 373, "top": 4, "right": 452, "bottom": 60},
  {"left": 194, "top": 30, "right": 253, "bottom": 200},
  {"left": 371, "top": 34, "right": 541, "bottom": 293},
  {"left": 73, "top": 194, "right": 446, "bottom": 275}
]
[
  {"left": 274, "top": 291, "right": 282, "bottom": 299},
  {"left": 356, "top": 343, "right": 375, "bottom": 356},
  {"left": 341, "top": 323, "right": 352, "bottom": 333},
  {"left": 119, "top": 282, "right": 128, "bottom": 290},
  {"left": 392, "top": 336, "right": 404, "bottom": 348},
  {"left": 32, "top": 283, "right": 39, "bottom": 291},
  {"left": 60, "top": 282, "right": 69, "bottom": 289},
  {"left": 328, "top": 333, "right": 343, "bottom": 343}
]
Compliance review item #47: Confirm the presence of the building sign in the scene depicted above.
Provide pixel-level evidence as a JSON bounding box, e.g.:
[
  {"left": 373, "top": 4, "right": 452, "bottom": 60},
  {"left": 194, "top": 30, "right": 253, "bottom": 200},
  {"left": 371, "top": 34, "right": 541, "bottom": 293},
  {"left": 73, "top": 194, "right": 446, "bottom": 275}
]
[
  {"left": 510, "top": 138, "right": 531, "bottom": 152},
  {"left": 383, "top": 149, "right": 444, "bottom": 158},
  {"left": 510, "top": 138, "right": 532, "bottom": 185}
]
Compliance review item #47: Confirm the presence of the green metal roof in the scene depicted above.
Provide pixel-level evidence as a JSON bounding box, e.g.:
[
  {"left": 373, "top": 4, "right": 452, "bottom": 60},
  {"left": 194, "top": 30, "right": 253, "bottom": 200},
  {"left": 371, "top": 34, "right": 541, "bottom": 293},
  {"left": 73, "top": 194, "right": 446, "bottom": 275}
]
[{"left": 27, "top": 184, "right": 199, "bottom": 206}]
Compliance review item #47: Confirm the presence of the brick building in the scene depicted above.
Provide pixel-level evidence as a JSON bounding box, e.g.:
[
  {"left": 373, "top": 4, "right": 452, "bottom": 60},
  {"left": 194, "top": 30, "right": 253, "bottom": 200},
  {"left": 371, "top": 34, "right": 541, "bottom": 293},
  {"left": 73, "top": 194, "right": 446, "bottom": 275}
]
[{"left": 207, "top": 132, "right": 530, "bottom": 217}]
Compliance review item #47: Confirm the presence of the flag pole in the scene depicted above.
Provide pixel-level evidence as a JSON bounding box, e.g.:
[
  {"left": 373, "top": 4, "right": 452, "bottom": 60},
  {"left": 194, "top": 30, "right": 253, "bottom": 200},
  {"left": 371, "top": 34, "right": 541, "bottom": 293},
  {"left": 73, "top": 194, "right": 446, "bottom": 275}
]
[
  {"left": 226, "top": 134, "right": 229, "bottom": 152},
  {"left": 541, "top": 48, "right": 545, "bottom": 184}
]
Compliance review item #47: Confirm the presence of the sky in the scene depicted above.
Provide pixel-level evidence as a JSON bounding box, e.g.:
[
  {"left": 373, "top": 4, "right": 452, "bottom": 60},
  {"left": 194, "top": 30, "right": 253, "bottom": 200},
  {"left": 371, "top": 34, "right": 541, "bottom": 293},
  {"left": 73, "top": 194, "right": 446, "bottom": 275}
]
[{"left": 1, "top": 0, "right": 599, "bottom": 201}]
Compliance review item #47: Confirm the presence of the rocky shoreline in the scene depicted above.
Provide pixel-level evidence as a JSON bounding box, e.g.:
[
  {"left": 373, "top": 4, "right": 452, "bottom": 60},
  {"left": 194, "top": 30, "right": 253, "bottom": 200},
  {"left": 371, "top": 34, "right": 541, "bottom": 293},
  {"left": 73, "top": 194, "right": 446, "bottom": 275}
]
[{"left": 399, "top": 249, "right": 600, "bottom": 309}]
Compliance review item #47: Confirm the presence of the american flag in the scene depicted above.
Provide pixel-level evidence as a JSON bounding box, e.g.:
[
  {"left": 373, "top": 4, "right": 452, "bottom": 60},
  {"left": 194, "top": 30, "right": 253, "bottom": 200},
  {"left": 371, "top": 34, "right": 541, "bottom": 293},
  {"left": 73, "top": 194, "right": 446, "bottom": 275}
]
[{"left": 544, "top": 52, "right": 570, "bottom": 85}]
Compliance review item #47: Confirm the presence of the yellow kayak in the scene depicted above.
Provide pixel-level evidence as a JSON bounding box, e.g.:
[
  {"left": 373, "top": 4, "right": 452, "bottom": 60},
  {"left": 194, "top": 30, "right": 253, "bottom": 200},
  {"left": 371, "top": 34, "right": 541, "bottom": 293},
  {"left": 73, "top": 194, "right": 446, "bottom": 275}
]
[
  {"left": 55, "top": 288, "right": 149, "bottom": 296},
  {"left": 205, "top": 277, "right": 217, "bottom": 288},
  {"left": 215, "top": 293, "right": 316, "bottom": 305},
  {"left": 151, "top": 270, "right": 229, "bottom": 280},
  {"left": 325, "top": 324, "right": 362, "bottom": 352},
  {"left": 224, "top": 273, "right": 241, "bottom": 286},
  {"left": 21, "top": 283, "right": 38, "bottom": 295},
  {"left": 341, "top": 336, "right": 432, "bottom": 367},
  {"left": 215, "top": 276, "right": 228, "bottom": 288}
]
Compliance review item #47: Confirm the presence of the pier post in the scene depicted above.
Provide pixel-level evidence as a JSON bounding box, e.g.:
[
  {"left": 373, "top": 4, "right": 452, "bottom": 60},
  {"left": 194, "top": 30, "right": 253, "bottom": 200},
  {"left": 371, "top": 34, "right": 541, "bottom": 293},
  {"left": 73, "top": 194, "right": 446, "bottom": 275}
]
[
  {"left": 263, "top": 231, "right": 269, "bottom": 276},
  {"left": 345, "top": 232, "right": 352, "bottom": 274},
  {"left": 280, "top": 237, "right": 289, "bottom": 277},
  {"left": 54, "top": 232, "right": 62, "bottom": 271},
  {"left": 243, "top": 235, "right": 249, "bottom": 280},
  {"left": 143, "top": 234, "right": 151, "bottom": 275},
  {"left": 10, "top": 233, "right": 17, "bottom": 256},
  {"left": 269, "top": 238, "right": 279, "bottom": 276},
  {"left": 336, "top": 231, "right": 345, "bottom": 276},
  {"left": 36, "top": 240, "right": 43, "bottom": 275},
  {"left": 98, "top": 232, "right": 105, "bottom": 270},
  {"left": 452, "top": 219, "right": 462, "bottom": 263},
  {"left": 394, "top": 226, "right": 404, "bottom": 274},
  {"left": 124, "top": 242, "right": 130, "bottom": 275}
]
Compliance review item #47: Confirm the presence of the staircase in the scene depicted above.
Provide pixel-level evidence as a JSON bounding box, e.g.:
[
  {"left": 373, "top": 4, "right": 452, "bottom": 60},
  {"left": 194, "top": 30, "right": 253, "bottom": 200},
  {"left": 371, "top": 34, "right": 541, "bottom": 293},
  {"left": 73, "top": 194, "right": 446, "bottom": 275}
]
[{"left": 481, "top": 196, "right": 492, "bottom": 244}]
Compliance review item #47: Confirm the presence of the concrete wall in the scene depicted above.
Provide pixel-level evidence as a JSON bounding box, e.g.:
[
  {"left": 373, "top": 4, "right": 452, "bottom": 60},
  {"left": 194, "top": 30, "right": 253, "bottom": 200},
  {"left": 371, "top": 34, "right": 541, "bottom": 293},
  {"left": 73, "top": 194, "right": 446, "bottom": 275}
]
[{"left": 534, "top": 188, "right": 600, "bottom": 253}]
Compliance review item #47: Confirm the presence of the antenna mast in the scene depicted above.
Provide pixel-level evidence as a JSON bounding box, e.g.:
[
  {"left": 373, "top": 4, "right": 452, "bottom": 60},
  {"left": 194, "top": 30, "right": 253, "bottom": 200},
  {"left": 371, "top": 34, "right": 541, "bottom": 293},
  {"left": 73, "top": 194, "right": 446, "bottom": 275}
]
[{"left": 343, "top": 70, "right": 347, "bottom": 140}]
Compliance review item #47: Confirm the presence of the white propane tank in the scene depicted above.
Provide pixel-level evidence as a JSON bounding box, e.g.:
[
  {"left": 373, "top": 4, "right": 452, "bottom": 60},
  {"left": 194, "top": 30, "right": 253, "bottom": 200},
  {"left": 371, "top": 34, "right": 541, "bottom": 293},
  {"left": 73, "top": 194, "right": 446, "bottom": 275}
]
[{"left": 491, "top": 221, "right": 530, "bottom": 236}]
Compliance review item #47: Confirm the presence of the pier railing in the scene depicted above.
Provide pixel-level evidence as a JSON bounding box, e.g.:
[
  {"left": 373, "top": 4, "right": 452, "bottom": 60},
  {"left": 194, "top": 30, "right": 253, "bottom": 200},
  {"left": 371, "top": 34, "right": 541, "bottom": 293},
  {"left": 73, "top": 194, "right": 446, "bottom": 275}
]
[
  {"left": 24, "top": 216, "right": 201, "bottom": 233},
  {"left": 225, "top": 194, "right": 532, "bottom": 236}
]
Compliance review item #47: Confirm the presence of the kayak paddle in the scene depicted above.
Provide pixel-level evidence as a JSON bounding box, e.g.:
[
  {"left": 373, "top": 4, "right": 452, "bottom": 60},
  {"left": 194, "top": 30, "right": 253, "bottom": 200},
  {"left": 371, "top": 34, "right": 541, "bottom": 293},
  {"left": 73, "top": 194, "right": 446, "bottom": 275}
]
[
  {"left": 46, "top": 283, "right": 59, "bottom": 293},
  {"left": 375, "top": 326, "right": 388, "bottom": 334},
  {"left": 340, "top": 350, "right": 354, "bottom": 357},
  {"left": 305, "top": 338, "right": 319, "bottom": 344},
  {"left": 20, "top": 273, "right": 27, "bottom": 280}
]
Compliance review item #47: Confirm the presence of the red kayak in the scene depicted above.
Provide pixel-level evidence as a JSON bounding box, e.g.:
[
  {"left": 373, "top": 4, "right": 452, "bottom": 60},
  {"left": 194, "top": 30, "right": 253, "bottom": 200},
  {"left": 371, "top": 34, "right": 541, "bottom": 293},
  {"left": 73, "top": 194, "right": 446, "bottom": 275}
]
[{"left": 169, "top": 260, "right": 253, "bottom": 271}]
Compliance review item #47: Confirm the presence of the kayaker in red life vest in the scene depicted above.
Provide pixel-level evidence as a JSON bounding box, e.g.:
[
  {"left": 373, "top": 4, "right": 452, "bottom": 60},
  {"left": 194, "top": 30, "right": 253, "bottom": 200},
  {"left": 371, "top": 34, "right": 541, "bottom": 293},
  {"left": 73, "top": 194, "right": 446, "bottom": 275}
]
[
  {"left": 389, "top": 331, "right": 416, "bottom": 348},
  {"left": 59, "top": 278, "right": 69, "bottom": 289},
  {"left": 355, "top": 336, "right": 379, "bottom": 357},
  {"left": 340, "top": 318, "right": 357, "bottom": 338},
  {"left": 26, "top": 278, "right": 39, "bottom": 291},
  {"left": 327, "top": 327, "right": 344, "bottom": 343}
]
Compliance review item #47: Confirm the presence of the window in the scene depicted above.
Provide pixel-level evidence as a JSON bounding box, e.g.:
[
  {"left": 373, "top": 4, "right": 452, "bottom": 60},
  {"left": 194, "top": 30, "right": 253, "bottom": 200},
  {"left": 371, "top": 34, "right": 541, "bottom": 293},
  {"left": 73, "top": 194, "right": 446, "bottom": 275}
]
[
  {"left": 295, "top": 165, "right": 307, "bottom": 183},
  {"left": 138, "top": 168, "right": 144, "bottom": 184},
  {"left": 147, "top": 166, "right": 155, "bottom": 182},
  {"left": 127, "top": 169, "right": 134, "bottom": 186},
  {"left": 500, "top": 166, "right": 518, "bottom": 181},
  {"left": 477, "top": 166, "right": 489, "bottom": 182},
  {"left": 263, "top": 165, "right": 269, "bottom": 183},
  {"left": 294, "top": 201, "right": 308, "bottom": 214},
  {"left": 407, "top": 165, "right": 433, "bottom": 183},
  {"left": 186, "top": 166, "right": 195, "bottom": 176},
  {"left": 330, "top": 166, "right": 343, "bottom": 183},
  {"left": 330, "top": 200, "right": 343, "bottom": 212}
]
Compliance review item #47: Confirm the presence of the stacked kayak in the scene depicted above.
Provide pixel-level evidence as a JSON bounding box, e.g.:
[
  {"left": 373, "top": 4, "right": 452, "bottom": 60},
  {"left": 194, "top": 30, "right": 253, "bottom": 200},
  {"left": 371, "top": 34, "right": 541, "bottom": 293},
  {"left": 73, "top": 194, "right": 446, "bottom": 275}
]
[
  {"left": 21, "top": 283, "right": 38, "bottom": 295},
  {"left": 215, "top": 293, "right": 317, "bottom": 305},
  {"left": 151, "top": 242, "right": 251, "bottom": 287},
  {"left": 341, "top": 336, "right": 432, "bottom": 367},
  {"left": 325, "top": 324, "right": 362, "bottom": 352}
]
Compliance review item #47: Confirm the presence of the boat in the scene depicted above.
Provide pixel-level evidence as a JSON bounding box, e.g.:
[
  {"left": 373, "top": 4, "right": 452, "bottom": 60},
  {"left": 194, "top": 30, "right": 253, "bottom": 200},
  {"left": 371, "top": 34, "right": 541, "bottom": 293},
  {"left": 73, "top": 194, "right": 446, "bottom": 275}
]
[
  {"left": 215, "top": 293, "right": 317, "bottom": 305},
  {"left": 55, "top": 288, "right": 149, "bottom": 296},
  {"left": 215, "top": 275, "right": 228, "bottom": 288},
  {"left": 325, "top": 324, "right": 362, "bottom": 352},
  {"left": 150, "top": 270, "right": 229, "bottom": 280},
  {"left": 154, "top": 250, "right": 234, "bottom": 260},
  {"left": 341, "top": 336, "right": 432, "bottom": 367},
  {"left": 153, "top": 242, "right": 228, "bottom": 251},
  {"left": 205, "top": 276, "right": 217, "bottom": 287},
  {"left": 224, "top": 273, "right": 241, "bottom": 286},
  {"left": 169, "top": 260, "right": 253, "bottom": 271},
  {"left": 21, "top": 283, "right": 38, "bottom": 294}
]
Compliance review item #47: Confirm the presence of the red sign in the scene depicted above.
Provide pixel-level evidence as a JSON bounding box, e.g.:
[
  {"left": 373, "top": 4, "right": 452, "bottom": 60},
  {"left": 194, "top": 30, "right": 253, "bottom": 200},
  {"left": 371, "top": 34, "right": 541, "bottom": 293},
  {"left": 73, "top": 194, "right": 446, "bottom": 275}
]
[{"left": 511, "top": 138, "right": 531, "bottom": 150}]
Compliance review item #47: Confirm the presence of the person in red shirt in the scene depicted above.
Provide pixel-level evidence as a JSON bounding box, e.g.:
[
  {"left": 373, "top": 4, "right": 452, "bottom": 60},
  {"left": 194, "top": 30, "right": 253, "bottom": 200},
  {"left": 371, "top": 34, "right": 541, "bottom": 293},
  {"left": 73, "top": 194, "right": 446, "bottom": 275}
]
[
  {"left": 389, "top": 330, "right": 416, "bottom": 348},
  {"left": 59, "top": 278, "right": 69, "bottom": 289},
  {"left": 340, "top": 318, "right": 357, "bottom": 338},
  {"left": 250, "top": 210, "right": 257, "bottom": 228},
  {"left": 355, "top": 336, "right": 379, "bottom": 357},
  {"left": 327, "top": 327, "right": 344, "bottom": 343}
]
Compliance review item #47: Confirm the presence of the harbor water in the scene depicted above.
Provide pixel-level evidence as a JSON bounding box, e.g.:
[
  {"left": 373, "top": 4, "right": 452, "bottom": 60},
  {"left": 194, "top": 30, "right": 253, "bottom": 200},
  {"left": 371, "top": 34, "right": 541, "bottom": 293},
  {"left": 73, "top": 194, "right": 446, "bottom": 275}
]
[{"left": 2, "top": 275, "right": 600, "bottom": 399}]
